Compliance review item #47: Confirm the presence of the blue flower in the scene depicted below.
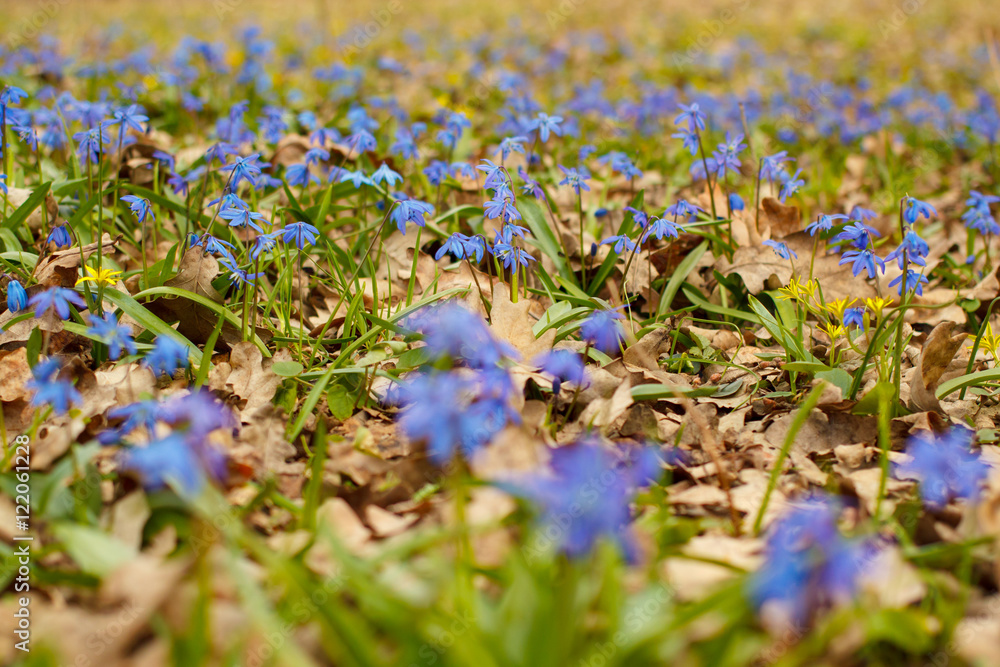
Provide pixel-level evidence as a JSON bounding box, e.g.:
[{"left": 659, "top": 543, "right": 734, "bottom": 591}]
[
  {"left": 339, "top": 169, "right": 374, "bottom": 189},
  {"left": 219, "top": 207, "right": 267, "bottom": 233},
  {"left": 390, "top": 198, "right": 434, "bottom": 234},
  {"left": 601, "top": 234, "right": 636, "bottom": 254},
  {"left": 7, "top": 279, "right": 27, "bottom": 312},
  {"left": 888, "top": 269, "right": 928, "bottom": 296},
  {"left": 26, "top": 357, "right": 81, "bottom": 415},
  {"left": 46, "top": 225, "right": 72, "bottom": 249},
  {"left": 372, "top": 163, "right": 403, "bottom": 187},
  {"left": 528, "top": 112, "right": 563, "bottom": 142},
  {"left": 405, "top": 301, "right": 515, "bottom": 369},
  {"left": 496, "top": 136, "right": 527, "bottom": 160},
  {"left": 624, "top": 206, "right": 648, "bottom": 229},
  {"left": 476, "top": 158, "right": 507, "bottom": 190},
  {"left": 759, "top": 151, "right": 794, "bottom": 181},
  {"left": 0, "top": 85, "right": 28, "bottom": 107},
  {"left": 250, "top": 231, "right": 282, "bottom": 261},
  {"left": 144, "top": 336, "right": 190, "bottom": 377},
  {"left": 286, "top": 163, "right": 319, "bottom": 188},
  {"left": 483, "top": 194, "right": 521, "bottom": 223},
  {"left": 779, "top": 168, "right": 805, "bottom": 202},
  {"left": 558, "top": 165, "right": 590, "bottom": 194},
  {"left": 664, "top": 200, "right": 702, "bottom": 222},
  {"left": 534, "top": 349, "right": 587, "bottom": 395},
  {"left": 642, "top": 218, "right": 681, "bottom": 243},
  {"left": 895, "top": 427, "right": 989, "bottom": 509},
  {"left": 220, "top": 260, "right": 263, "bottom": 288},
  {"left": 103, "top": 104, "right": 148, "bottom": 144},
  {"left": 728, "top": 193, "right": 745, "bottom": 211},
  {"left": 221, "top": 153, "right": 263, "bottom": 188},
  {"left": 29, "top": 287, "right": 85, "bottom": 320},
  {"left": 763, "top": 239, "right": 797, "bottom": 260},
  {"left": 192, "top": 234, "right": 236, "bottom": 263},
  {"left": 580, "top": 309, "right": 624, "bottom": 355},
  {"left": 120, "top": 195, "right": 153, "bottom": 224},
  {"left": 843, "top": 307, "right": 867, "bottom": 328},
  {"left": 709, "top": 132, "right": 745, "bottom": 179},
  {"left": 885, "top": 229, "right": 929, "bottom": 269},
  {"left": 903, "top": 197, "right": 937, "bottom": 224},
  {"left": 839, "top": 249, "right": 885, "bottom": 279},
  {"left": 849, "top": 205, "right": 878, "bottom": 222},
  {"left": 282, "top": 221, "right": 320, "bottom": 249},
  {"left": 304, "top": 147, "right": 330, "bottom": 165},
  {"left": 86, "top": 313, "right": 137, "bottom": 360},
  {"left": 120, "top": 434, "right": 204, "bottom": 494},
  {"left": 832, "top": 221, "right": 880, "bottom": 250},
  {"left": 674, "top": 102, "right": 707, "bottom": 132},
  {"left": 435, "top": 233, "right": 469, "bottom": 261},
  {"left": 805, "top": 213, "right": 847, "bottom": 236},
  {"left": 502, "top": 440, "right": 661, "bottom": 561},
  {"left": 748, "top": 496, "right": 875, "bottom": 623}
]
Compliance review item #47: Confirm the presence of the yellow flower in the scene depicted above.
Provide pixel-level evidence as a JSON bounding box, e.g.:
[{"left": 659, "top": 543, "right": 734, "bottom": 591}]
[
  {"left": 865, "top": 296, "right": 891, "bottom": 316},
  {"left": 777, "top": 277, "right": 817, "bottom": 302},
  {"left": 821, "top": 322, "right": 846, "bottom": 341},
  {"left": 971, "top": 323, "right": 1000, "bottom": 363},
  {"left": 76, "top": 265, "right": 122, "bottom": 288},
  {"left": 824, "top": 297, "right": 857, "bottom": 322}
]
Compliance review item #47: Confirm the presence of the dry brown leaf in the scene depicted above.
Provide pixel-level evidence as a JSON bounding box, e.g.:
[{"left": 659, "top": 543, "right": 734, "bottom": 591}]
[
  {"left": 908, "top": 321, "right": 966, "bottom": 412},
  {"left": 0, "top": 348, "right": 32, "bottom": 401},
  {"left": 226, "top": 343, "right": 288, "bottom": 419},
  {"left": 760, "top": 197, "right": 801, "bottom": 238},
  {"left": 489, "top": 288, "right": 556, "bottom": 361}
]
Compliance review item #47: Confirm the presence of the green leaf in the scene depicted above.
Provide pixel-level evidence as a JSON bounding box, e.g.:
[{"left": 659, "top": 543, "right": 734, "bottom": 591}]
[
  {"left": 272, "top": 360, "right": 304, "bottom": 377},
  {"left": 326, "top": 383, "right": 356, "bottom": 421},
  {"left": 520, "top": 197, "right": 572, "bottom": 281},
  {"left": 51, "top": 523, "right": 136, "bottom": 577},
  {"left": 101, "top": 287, "right": 204, "bottom": 366},
  {"left": 2, "top": 181, "right": 51, "bottom": 230},
  {"left": 936, "top": 368, "right": 1000, "bottom": 399},
  {"left": 657, "top": 240, "right": 708, "bottom": 318}
]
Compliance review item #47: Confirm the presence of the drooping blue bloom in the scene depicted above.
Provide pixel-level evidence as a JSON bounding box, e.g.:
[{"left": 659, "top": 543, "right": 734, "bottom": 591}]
[
  {"left": 502, "top": 440, "right": 661, "bottom": 561},
  {"left": 282, "top": 221, "right": 320, "bottom": 249},
  {"left": 345, "top": 129, "right": 377, "bottom": 153},
  {"left": 204, "top": 141, "right": 237, "bottom": 166},
  {"left": 763, "top": 239, "right": 797, "bottom": 260},
  {"left": 664, "top": 199, "right": 702, "bottom": 222},
  {"left": 642, "top": 218, "right": 681, "bottom": 243},
  {"left": 903, "top": 197, "right": 937, "bottom": 224},
  {"left": 120, "top": 433, "right": 204, "bottom": 494},
  {"left": 624, "top": 206, "right": 648, "bottom": 229},
  {"left": 144, "top": 335, "right": 190, "bottom": 377},
  {"left": 46, "top": 225, "right": 72, "bottom": 249},
  {"left": 7, "top": 279, "right": 27, "bottom": 312},
  {"left": 832, "top": 221, "right": 880, "bottom": 250},
  {"left": 462, "top": 235, "right": 487, "bottom": 263},
  {"left": 221, "top": 153, "right": 263, "bottom": 188},
  {"left": 219, "top": 207, "right": 267, "bottom": 233},
  {"left": 0, "top": 174, "right": 6, "bottom": 195},
  {"left": 477, "top": 158, "right": 507, "bottom": 190},
  {"left": 26, "top": 357, "right": 81, "bottom": 415},
  {"left": 86, "top": 313, "right": 138, "bottom": 360},
  {"left": 0, "top": 85, "right": 28, "bottom": 107},
  {"left": 601, "top": 234, "right": 636, "bottom": 254},
  {"left": 778, "top": 168, "right": 805, "bottom": 202},
  {"left": 29, "top": 287, "right": 85, "bottom": 320},
  {"left": 220, "top": 260, "right": 263, "bottom": 288},
  {"left": 672, "top": 129, "right": 699, "bottom": 156},
  {"left": 888, "top": 269, "right": 928, "bottom": 296},
  {"left": 895, "top": 427, "right": 989, "bottom": 509},
  {"left": 805, "top": 213, "right": 848, "bottom": 236},
  {"left": 405, "top": 301, "right": 514, "bottom": 369},
  {"left": 709, "top": 132, "right": 745, "bottom": 179},
  {"left": 759, "top": 151, "right": 794, "bottom": 181},
  {"left": 286, "top": 163, "right": 319, "bottom": 188},
  {"left": 843, "top": 307, "right": 867, "bottom": 328},
  {"left": 849, "top": 205, "right": 878, "bottom": 222},
  {"left": 483, "top": 193, "right": 522, "bottom": 223},
  {"left": 435, "top": 233, "right": 470, "bottom": 261},
  {"left": 839, "top": 249, "right": 885, "bottom": 279},
  {"left": 533, "top": 349, "right": 587, "bottom": 395},
  {"left": 304, "top": 147, "right": 330, "bottom": 165},
  {"left": 103, "top": 104, "right": 148, "bottom": 145},
  {"left": 496, "top": 135, "right": 527, "bottom": 161},
  {"left": 729, "top": 193, "right": 745, "bottom": 211},
  {"left": 748, "top": 496, "right": 876, "bottom": 623},
  {"left": 191, "top": 234, "right": 236, "bottom": 263},
  {"left": 962, "top": 191, "right": 1000, "bottom": 236},
  {"left": 339, "top": 169, "right": 374, "bottom": 189},
  {"left": 390, "top": 198, "right": 434, "bottom": 234},
  {"left": 120, "top": 195, "right": 153, "bottom": 223},
  {"left": 558, "top": 165, "right": 590, "bottom": 194},
  {"left": 495, "top": 244, "right": 536, "bottom": 270},
  {"left": 250, "top": 231, "right": 282, "bottom": 261},
  {"left": 580, "top": 309, "right": 624, "bottom": 354},
  {"left": 529, "top": 112, "right": 563, "bottom": 142},
  {"left": 674, "top": 102, "right": 707, "bottom": 132},
  {"left": 885, "top": 229, "right": 929, "bottom": 269},
  {"left": 372, "top": 163, "right": 403, "bottom": 187}
]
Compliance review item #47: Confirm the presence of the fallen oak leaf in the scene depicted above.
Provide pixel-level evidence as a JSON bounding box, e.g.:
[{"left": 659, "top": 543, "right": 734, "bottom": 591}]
[{"left": 909, "top": 321, "right": 967, "bottom": 413}]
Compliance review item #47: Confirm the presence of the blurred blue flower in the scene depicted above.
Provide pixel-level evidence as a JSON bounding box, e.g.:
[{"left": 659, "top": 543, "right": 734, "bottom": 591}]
[
  {"left": 46, "top": 224, "right": 72, "bottom": 249},
  {"left": 528, "top": 111, "right": 563, "bottom": 142},
  {"left": 503, "top": 440, "right": 661, "bottom": 561},
  {"left": 895, "top": 427, "right": 989, "bottom": 509},
  {"left": 120, "top": 194, "right": 153, "bottom": 223},
  {"left": 580, "top": 308, "right": 624, "bottom": 354},
  {"left": 390, "top": 198, "right": 434, "bottom": 234},
  {"left": 600, "top": 234, "right": 636, "bottom": 254},
  {"left": 674, "top": 102, "right": 706, "bottom": 132},
  {"left": 144, "top": 335, "right": 190, "bottom": 376},
  {"left": 729, "top": 193, "right": 745, "bottom": 211},
  {"left": 903, "top": 197, "right": 937, "bottom": 224},
  {"left": 533, "top": 349, "right": 587, "bottom": 395},
  {"left": 843, "top": 307, "right": 867, "bottom": 328},
  {"left": 86, "top": 313, "right": 137, "bottom": 360},
  {"left": 29, "top": 287, "right": 85, "bottom": 320},
  {"left": 27, "top": 357, "right": 81, "bottom": 415},
  {"left": 839, "top": 249, "right": 885, "bottom": 279},
  {"left": 805, "top": 213, "right": 847, "bottom": 236},
  {"left": 763, "top": 239, "right": 796, "bottom": 260}
]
